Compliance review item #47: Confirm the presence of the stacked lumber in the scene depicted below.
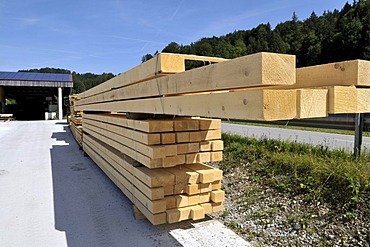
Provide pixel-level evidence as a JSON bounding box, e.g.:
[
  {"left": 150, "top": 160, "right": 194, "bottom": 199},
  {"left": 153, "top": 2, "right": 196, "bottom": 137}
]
[
  {"left": 82, "top": 113, "right": 225, "bottom": 224},
  {"left": 82, "top": 113, "right": 223, "bottom": 168},
  {"left": 73, "top": 53, "right": 234, "bottom": 224},
  {"left": 75, "top": 55, "right": 370, "bottom": 120},
  {"left": 75, "top": 52, "right": 299, "bottom": 121},
  {"left": 0, "top": 114, "right": 13, "bottom": 121},
  {"left": 70, "top": 52, "right": 370, "bottom": 225},
  {"left": 295, "top": 60, "right": 370, "bottom": 114},
  {"left": 270, "top": 59, "right": 370, "bottom": 116},
  {"left": 68, "top": 96, "right": 83, "bottom": 147}
]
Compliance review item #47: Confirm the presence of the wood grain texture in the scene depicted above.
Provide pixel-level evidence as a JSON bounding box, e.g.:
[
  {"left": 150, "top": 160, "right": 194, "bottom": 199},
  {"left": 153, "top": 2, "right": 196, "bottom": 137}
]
[
  {"left": 78, "top": 53, "right": 228, "bottom": 100},
  {"left": 76, "top": 89, "right": 297, "bottom": 121},
  {"left": 295, "top": 89, "right": 328, "bottom": 119},
  {"left": 76, "top": 52, "right": 295, "bottom": 106},
  {"left": 296, "top": 60, "right": 370, "bottom": 87},
  {"left": 83, "top": 113, "right": 174, "bottom": 133},
  {"left": 328, "top": 86, "right": 370, "bottom": 114}
]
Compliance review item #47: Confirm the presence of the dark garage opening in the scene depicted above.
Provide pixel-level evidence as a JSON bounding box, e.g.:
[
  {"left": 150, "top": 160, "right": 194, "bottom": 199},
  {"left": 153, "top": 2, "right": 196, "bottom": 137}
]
[
  {"left": 0, "top": 72, "right": 73, "bottom": 120},
  {"left": 4, "top": 86, "right": 70, "bottom": 120}
]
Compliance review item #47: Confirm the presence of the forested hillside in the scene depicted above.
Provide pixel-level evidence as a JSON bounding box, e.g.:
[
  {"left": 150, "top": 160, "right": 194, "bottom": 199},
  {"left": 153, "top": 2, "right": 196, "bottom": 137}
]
[
  {"left": 21, "top": 1, "right": 370, "bottom": 94},
  {"left": 145, "top": 1, "right": 370, "bottom": 68}
]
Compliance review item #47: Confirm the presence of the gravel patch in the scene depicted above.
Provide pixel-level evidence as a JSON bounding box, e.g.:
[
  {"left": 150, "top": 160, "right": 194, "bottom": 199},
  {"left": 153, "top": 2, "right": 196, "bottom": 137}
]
[{"left": 210, "top": 165, "right": 370, "bottom": 246}]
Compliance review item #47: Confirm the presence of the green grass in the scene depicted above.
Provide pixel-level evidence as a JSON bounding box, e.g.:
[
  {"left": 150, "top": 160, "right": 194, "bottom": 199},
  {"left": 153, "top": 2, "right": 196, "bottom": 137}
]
[
  {"left": 225, "top": 120, "right": 370, "bottom": 137},
  {"left": 220, "top": 133, "right": 370, "bottom": 211}
]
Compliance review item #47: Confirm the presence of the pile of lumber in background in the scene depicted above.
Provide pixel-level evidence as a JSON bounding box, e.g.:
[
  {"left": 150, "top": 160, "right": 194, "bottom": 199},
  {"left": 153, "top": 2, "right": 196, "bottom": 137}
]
[
  {"left": 70, "top": 52, "right": 370, "bottom": 225},
  {"left": 68, "top": 96, "right": 83, "bottom": 147},
  {"left": 0, "top": 114, "right": 14, "bottom": 122}
]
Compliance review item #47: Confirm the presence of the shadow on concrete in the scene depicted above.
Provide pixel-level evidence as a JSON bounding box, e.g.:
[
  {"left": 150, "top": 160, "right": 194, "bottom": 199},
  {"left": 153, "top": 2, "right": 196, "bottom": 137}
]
[{"left": 49, "top": 123, "right": 208, "bottom": 247}]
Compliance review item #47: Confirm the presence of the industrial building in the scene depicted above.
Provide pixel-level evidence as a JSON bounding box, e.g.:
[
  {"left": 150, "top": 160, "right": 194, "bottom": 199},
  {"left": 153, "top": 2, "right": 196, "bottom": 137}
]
[{"left": 0, "top": 72, "right": 73, "bottom": 120}]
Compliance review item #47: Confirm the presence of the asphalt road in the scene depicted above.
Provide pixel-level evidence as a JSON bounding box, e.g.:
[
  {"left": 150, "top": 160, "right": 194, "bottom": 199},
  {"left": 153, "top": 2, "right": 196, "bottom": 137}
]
[
  {"left": 0, "top": 120, "right": 249, "bottom": 247},
  {"left": 222, "top": 122, "right": 370, "bottom": 152}
]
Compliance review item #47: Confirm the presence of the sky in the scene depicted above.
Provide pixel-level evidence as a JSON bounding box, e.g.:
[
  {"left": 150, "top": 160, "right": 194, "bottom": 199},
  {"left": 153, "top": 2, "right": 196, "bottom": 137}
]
[{"left": 0, "top": 0, "right": 349, "bottom": 75}]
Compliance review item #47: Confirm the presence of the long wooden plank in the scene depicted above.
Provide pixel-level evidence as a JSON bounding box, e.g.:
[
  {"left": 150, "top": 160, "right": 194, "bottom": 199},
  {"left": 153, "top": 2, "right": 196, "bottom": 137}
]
[
  {"left": 83, "top": 126, "right": 162, "bottom": 168},
  {"left": 83, "top": 122, "right": 166, "bottom": 159},
  {"left": 134, "top": 166, "right": 175, "bottom": 187},
  {"left": 76, "top": 89, "right": 297, "bottom": 121},
  {"left": 76, "top": 52, "right": 295, "bottom": 106},
  {"left": 70, "top": 115, "right": 83, "bottom": 125},
  {"left": 84, "top": 134, "right": 176, "bottom": 188},
  {"left": 83, "top": 143, "right": 133, "bottom": 201},
  {"left": 296, "top": 60, "right": 370, "bottom": 87},
  {"left": 184, "top": 163, "right": 223, "bottom": 183},
  {"left": 83, "top": 113, "right": 174, "bottom": 133},
  {"left": 84, "top": 136, "right": 135, "bottom": 184},
  {"left": 78, "top": 53, "right": 229, "bottom": 100},
  {"left": 84, "top": 134, "right": 133, "bottom": 173},
  {"left": 132, "top": 186, "right": 167, "bottom": 214},
  {"left": 132, "top": 196, "right": 167, "bottom": 225},
  {"left": 84, "top": 118, "right": 161, "bottom": 145},
  {"left": 295, "top": 89, "right": 328, "bottom": 119},
  {"left": 85, "top": 135, "right": 165, "bottom": 200},
  {"left": 166, "top": 166, "right": 200, "bottom": 185},
  {"left": 328, "top": 86, "right": 370, "bottom": 114}
]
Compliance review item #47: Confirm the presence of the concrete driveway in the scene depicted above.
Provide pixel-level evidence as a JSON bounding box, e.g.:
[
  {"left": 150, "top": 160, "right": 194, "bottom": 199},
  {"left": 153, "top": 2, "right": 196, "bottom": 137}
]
[{"left": 0, "top": 120, "right": 248, "bottom": 247}]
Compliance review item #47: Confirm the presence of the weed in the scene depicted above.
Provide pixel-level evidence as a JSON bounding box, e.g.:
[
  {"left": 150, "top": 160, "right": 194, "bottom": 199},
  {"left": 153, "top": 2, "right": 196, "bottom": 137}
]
[{"left": 220, "top": 133, "right": 370, "bottom": 213}]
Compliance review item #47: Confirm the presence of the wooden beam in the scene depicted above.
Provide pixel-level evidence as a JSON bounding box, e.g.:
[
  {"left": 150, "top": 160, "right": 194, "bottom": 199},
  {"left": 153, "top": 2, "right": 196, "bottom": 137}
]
[
  {"left": 132, "top": 196, "right": 167, "bottom": 225},
  {"left": 76, "top": 89, "right": 297, "bottom": 121},
  {"left": 166, "top": 207, "right": 191, "bottom": 223},
  {"left": 83, "top": 143, "right": 133, "bottom": 201},
  {"left": 328, "top": 86, "right": 370, "bottom": 114},
  {"left": 295, "top": 89, "right": 328, "bottom": 119},
  {"left": 132, "top": 186, "right": 167, "bottom": 214},
  {"left": 78, "top": 53, "right": 228, "bottom": 100},
  {"left": 83, "top": 118, "right": 161, "bottom": 145},
  {"left": 84, "top": 127, "right": 162, "bottom": 168},
  {"left": 76, "top": 52, "right": 295, "bottom": 106},
  {"left": 87, "top": 141, "right": 164, "bottom": 200},
  {"left": 296, "top": 60, "right": 370, "bottom": 87},
  {"left": 83, "top": 113, "right": 174, "bottom": 133},
  {"left": 211, "top": 190, "right": 225, "bottom": 203},
  {"left": 83, "top": 122, "right": 167, "bottom": 159}
]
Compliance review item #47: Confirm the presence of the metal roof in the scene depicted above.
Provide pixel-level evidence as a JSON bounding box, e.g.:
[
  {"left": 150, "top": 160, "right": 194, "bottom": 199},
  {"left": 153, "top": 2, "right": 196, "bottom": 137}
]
[
  {"left": 0, "top": 71, "right": 73, "bottom": 88},
  {"left": 0, "top": 71, "right": 72, "bottom": 82}
]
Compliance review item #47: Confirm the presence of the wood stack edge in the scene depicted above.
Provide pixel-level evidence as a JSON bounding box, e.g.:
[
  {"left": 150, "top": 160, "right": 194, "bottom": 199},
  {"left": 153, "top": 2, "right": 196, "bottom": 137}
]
[{"left": 68, "top": 96, "right": 83, "bottom": 147}]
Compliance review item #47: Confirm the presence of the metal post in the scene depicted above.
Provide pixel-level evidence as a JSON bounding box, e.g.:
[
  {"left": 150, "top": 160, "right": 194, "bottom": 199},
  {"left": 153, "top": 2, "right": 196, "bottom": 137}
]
[
  {"left": 354, "top": 113, "right": 364, "bottom": 156},
  {"left": 0, "top": 87, "right": 5, "bottom": 114},
  {"left": 58, "top": 87, "right": 63, "bottom": 120}
]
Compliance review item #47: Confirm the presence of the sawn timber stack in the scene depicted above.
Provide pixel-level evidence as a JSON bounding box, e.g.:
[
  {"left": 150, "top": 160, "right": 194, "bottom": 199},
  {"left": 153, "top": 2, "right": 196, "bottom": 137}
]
[
  {"left": 82, "top": 113, "right": 224, "bottom": 224},
  {"left": 74, "top": 53, "right": 234, "bottom": 225},
  {"left": 70, "top": 52, "right": 370, "bottom": 225},
  {"left": 68, "top": 95, "right": 83, "bottom": 147},
  {"left": 75, "top": 52, "right": 298, "bottom": 121}
]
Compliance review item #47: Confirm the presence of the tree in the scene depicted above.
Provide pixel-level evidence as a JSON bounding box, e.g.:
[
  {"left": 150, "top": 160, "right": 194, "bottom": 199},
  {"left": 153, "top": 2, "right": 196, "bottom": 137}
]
[
  {"left": 292, "top": 12, "right": 298, "bottom": 22},
  {"left": 145, "top": 1, "right": 370, "bottom": 68},
  {"left": 162, "top": 42, "right": 182, "bottom": 53},
  {"left": 141, "top": 54, "right": 153, "bottom": 63}
]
